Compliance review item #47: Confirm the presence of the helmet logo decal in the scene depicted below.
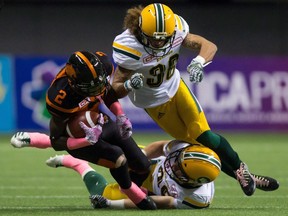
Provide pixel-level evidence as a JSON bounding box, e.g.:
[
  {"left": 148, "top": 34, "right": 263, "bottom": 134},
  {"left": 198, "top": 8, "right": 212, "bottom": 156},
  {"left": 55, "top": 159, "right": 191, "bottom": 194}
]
[{"left": 66, "top": 64, "right": 77, "bottom": 79}]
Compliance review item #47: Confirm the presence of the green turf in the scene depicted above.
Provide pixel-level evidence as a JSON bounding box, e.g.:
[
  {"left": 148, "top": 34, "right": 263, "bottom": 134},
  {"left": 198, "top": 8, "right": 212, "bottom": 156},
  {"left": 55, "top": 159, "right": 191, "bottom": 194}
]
[{"left": 0, "top": 132, "right": 287, "bottom": 216}]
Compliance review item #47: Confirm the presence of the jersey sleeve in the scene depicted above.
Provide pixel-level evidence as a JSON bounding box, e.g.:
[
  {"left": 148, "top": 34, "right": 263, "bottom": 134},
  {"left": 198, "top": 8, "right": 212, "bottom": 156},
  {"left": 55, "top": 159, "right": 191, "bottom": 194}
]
[
  {"left": 176, "top": 182, "right": 215, "bottom": 209},
  {"left": 112, "top": 32, "right": 143, "bottom": 71},
  {"left": 163, "top": 140, "right": 191, "bottom": 156},
  {"left": 175, "top": 197, "right": 210, "bottom": 209},
  {"left": 174, "top": 14, "right": 189, "bottom": 37}
]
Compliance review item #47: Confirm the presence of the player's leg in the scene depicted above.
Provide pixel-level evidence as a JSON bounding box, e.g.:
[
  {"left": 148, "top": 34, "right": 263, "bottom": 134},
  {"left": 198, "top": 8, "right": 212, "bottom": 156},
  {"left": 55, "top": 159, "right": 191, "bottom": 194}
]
[
  {"left": 46, "top": 154, "right": 140, "bottom": 209},
  {"left": 46, "top": 154, "right": 108, "bottom": 195},
  {"left": 146, "top": 80, "right": 255, "bottom": 196},
  {"left": 67, "top": 142, "right": 156, "bottom": 210},
  {"left": 101, "top": 119, "right": 151, "bottom": 186},
  {"left": 11, "top": 132, "right": 51, "bottom": 148},
  {"left": 145, "top": 87, "right": 246, "bottom": 177},
  {"left": 182, "top": 81, "right": 258, "bottom": 195}
]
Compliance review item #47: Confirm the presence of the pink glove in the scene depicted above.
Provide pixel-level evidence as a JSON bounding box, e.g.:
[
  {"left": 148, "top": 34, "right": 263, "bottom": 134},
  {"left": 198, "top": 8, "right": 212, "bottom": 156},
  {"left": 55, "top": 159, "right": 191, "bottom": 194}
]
[
  {"left": 79, "top": 113, "right": 104, "bottom": 144},
  {"left": 116, "top": 114, "right": 132, "bottom": 139}
]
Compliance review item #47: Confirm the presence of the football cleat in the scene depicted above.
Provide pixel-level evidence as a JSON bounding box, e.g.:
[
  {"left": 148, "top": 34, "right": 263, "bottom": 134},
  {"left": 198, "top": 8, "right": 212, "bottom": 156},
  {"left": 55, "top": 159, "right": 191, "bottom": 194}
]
[
  {"left": 136, "top": 196, "right": 157, "bottom": 210},
  {"left": 46, "top": 155, "right": 64, "bottom": 168},
  {"left": 90, "top": 194, "right": 109, "bottom": 209},
  {"left": 251, "top": 174, "right": 280, "bottom": 191},
  {"left": 234, "top": 162, "right": 256, "bottom": 196},
  {"left": 10, "top": 132, "right": 31, "bottom": 148}
]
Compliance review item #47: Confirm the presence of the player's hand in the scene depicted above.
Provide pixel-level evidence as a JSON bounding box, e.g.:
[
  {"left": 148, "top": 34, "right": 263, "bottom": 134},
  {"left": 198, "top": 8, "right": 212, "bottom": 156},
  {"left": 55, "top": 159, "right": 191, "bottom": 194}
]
[
  {"left": 187, "top": 56, "right": 209, "bottom": 83},
  {"left": 124, "top": 73, "right": 144, "bottom": 91},
  {"left": 116, "top": 114, "right": 132, "bottom": 139},
  {"left": 79, "top": 113, "right": 104, "bottom": 144}
]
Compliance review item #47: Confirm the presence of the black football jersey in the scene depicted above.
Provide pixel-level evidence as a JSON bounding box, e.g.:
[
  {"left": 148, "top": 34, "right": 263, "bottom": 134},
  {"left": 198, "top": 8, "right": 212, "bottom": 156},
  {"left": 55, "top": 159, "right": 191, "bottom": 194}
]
[
  {"left": 46, "top": 51, "right": 117, "bottom": 120},
  {"left": 46, "top": 68, "right": 102, "bottom": 120}
]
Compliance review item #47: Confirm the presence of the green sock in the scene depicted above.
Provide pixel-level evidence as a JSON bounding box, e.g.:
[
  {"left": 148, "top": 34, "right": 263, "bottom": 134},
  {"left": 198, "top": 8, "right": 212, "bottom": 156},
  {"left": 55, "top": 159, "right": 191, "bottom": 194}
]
[
  {"left": 197, "top": 130, "right": 241, "bottom": 178},
  {"left": 83, "top": 171, "right": 108, "bottom": 195}
]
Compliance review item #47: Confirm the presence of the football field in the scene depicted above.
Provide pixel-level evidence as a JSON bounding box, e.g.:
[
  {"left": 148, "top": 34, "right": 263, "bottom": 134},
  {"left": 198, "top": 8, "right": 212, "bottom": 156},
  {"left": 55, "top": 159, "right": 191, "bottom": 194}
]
[{"left": 0, "top": 132, "right": 287, "bottom": 216}]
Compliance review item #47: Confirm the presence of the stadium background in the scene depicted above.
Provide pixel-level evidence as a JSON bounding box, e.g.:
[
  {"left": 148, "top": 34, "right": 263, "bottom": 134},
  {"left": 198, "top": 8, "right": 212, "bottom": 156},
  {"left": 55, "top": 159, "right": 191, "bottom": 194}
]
[{"left": 0, "top": 0, "right": 287, "bottom": 133}]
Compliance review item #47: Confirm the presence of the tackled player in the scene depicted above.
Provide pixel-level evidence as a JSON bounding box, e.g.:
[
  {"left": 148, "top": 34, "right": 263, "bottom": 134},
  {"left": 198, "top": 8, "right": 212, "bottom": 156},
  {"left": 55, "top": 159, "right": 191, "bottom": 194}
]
[
  {"left": 47, "top": 140, "right": 221, "bottom": 209},
  {"left": 11, "top": 51, "right": 156, "bottom": 210}
]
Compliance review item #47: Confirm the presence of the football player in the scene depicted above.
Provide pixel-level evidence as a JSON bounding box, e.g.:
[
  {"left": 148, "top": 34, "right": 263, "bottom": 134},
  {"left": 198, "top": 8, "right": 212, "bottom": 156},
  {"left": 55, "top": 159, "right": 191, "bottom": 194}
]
[
  {"left": 46, "top": 140, "right": 221, "bottom": 209},
  {"left": 11, "top": 51, "right": 156, "bottom": 210},
  {"left": 111, "top": 3, "right": 279, "bottom": 196},
  {"left": 12, "top": 132, "right": 280, "bottom": 209}
]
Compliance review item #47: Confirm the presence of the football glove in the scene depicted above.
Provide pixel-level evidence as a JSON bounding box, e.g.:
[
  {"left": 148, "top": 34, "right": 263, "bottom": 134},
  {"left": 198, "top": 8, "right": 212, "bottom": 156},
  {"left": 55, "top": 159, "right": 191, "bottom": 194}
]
[
  {"left": 116, "top": 114, "right": 132, "bottom": 139},
  {"left": 124, "top": 73, "right": 144, "bottom": 91},
  {"left": 187, "top": 56, "right": 209, "bottom": 83},
  {"left": 79, "top": 113, "right": 104, "bottom": 144}
]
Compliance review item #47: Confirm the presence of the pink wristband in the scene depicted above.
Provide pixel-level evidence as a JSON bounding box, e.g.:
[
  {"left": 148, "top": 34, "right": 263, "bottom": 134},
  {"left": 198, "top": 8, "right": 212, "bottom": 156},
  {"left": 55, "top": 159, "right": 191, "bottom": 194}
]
[
  {"left": 67, "top": 137, "right": 91, "bottom": 150},
  {"left": 110, "top": 102, "right": 124, "bottom": 116}
]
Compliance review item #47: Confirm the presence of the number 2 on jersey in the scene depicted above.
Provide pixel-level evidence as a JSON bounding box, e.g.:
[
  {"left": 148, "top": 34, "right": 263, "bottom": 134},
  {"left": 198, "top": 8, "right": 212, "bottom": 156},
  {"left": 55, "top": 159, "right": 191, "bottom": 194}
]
[{"left": 55, "top": 90, "right": 67, "bottom": 105}]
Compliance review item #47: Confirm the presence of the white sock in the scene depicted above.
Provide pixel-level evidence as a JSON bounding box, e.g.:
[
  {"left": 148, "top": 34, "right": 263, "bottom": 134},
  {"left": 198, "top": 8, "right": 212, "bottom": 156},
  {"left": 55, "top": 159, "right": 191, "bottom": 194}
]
[{"left": 109, "top": 199, "right": 125, "bottom": 209}]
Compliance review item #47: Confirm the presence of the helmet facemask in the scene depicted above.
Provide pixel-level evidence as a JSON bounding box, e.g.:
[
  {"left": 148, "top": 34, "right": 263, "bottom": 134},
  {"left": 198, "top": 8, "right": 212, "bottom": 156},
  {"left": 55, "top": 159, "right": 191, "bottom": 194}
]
[
  {"left": 69, "top": 73, "right": 107, "bottom": 97},
  {"left": 164, "top": 148, "right": 201, "bottom": 188},
  {"left": 140, "top": 31, "right": 175, "bottom": 57}
]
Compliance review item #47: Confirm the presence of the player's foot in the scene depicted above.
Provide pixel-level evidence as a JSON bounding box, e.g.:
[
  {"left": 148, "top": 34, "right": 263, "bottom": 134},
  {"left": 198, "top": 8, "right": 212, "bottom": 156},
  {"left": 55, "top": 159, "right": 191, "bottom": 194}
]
[
  {"left": 90, "top": 195, "right": 109, "bottom": 209},
  {"left": 234, "top": 162, "right": 256, "bottom": 196},
  {"left": 10, "top": 132, "right": 31, "bottom": 148},
  {"left": 251, "top": 174, "right": 279, "bottom": 191},
  {"left": 46, "top": 155, "right": 64, "bottom": 168},
  {"left": 136, "top": 196, "right": 157, "bottom": 210}
]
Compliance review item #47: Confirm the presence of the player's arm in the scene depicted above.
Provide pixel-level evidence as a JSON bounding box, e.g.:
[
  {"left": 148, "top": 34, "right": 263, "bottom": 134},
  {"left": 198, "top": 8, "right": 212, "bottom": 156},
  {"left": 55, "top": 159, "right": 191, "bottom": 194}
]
[
  {"left": 143, "top": 140, "right": 192, "bottom": 159},
  {"left": 92, "top": 195, "right": 176, "bottom": 209},
  {"left": 111, "top": 66, "right": 133, "bottom": 98},
  {"left": 123, "top": 196, "right": 176, "bottom": 209},
  {"left": 152, "top": 196, "right": 210, "bottom": 209},
  {"left": 122, "top": 196, "right": 209, "bottom": 209},
  {"left": 49, "top": 116, "right": 92, "bottom": 151},
  {"left": 183, "top": 33, "right": 217, "bottom": 63},
  {"left": 103, "top": 84, "right": 124, "bottom": 115},
  {"left": 103, "top": 84, "right": 133, "bottom": 139},
  {"left": 94, "top": 195, "right": 207, "bottom": 209},
  {"left": 49, "top": 116, "right": 71, "bottom": 150},
  {"left": 142, "top": 140, "right": 171, "bottom": 159}
]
